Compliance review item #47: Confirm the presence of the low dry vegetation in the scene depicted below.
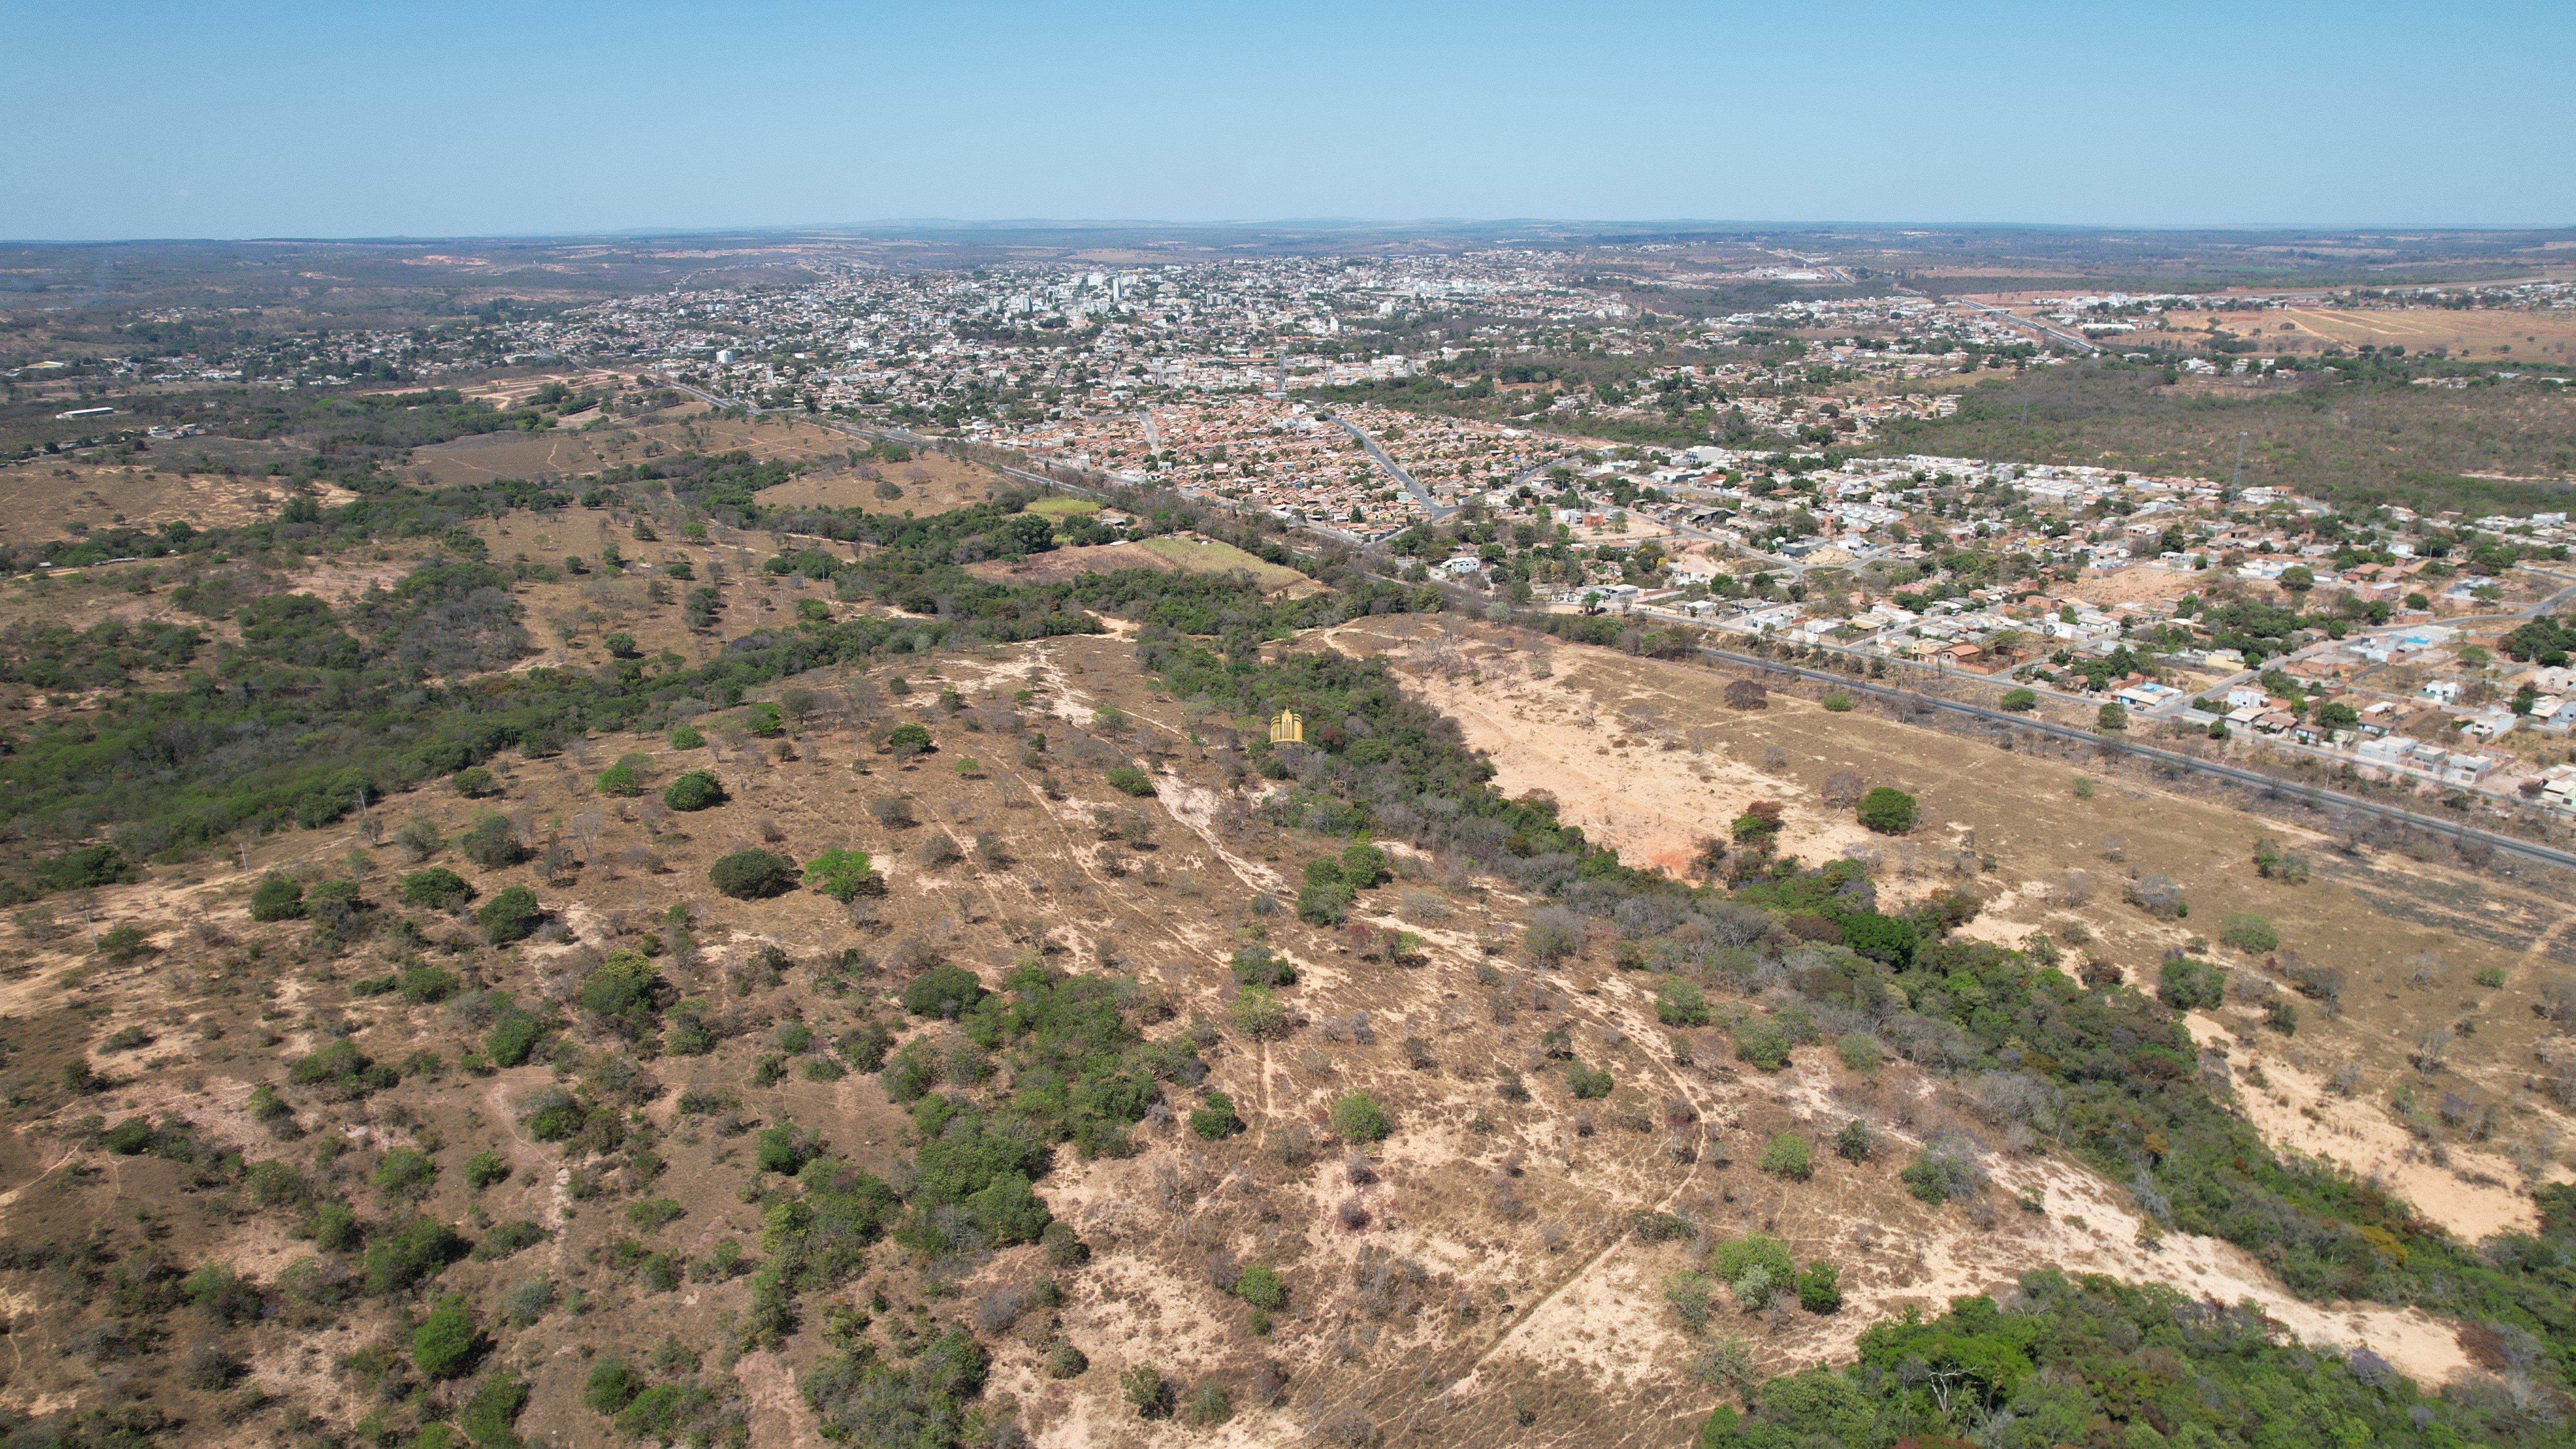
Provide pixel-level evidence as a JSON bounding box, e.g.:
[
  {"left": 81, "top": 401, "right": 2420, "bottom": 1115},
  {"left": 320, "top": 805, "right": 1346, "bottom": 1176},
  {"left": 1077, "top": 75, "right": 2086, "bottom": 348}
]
[{"left": 0, "top": 410, "right": 2568, "bottom": 1449}]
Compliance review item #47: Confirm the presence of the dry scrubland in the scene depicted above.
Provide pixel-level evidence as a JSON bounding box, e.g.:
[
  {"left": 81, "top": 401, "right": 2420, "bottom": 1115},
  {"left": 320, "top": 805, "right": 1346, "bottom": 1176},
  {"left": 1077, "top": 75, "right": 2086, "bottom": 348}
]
[
  {"left": 5, "top": 427, "right": 2576, "bottom": 1444},
  {"left": 3, "top": 592, "right": 2573, "bottom": 1442},
  {"left": 407, "top": 404, "right": 1005, "bottom": 517},
  {"left": 1340, "top": 615, "right": 2576, "bottom": 1235}
]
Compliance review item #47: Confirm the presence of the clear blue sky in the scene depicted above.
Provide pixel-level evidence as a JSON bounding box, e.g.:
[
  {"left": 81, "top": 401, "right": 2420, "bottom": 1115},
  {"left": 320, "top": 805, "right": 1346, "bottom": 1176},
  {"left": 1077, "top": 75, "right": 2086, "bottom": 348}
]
[{"left": 5, "top": 0, "right": 2570, "bottom": 240}]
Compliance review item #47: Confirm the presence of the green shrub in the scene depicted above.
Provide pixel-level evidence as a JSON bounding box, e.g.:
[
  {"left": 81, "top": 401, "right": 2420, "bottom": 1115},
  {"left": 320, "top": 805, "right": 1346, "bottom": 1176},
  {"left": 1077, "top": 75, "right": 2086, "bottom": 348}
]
[
  {"left": 901, "top": 963, "right": 987, "bottom": 1018},
  {"left": 1296, "top": 872, "right": 1354, "bottom": 926},
  {"left": 373, "top": 1146, "right": 438, "bottom": 1199},
  {"left": 1229, "top": 985, "right": 1288, "bottom": 1039},
  {"left": 585, "top": 1356, "right": 643, "bottom": 1415},
  {"left": 662, "top": 770, "right": 724, "bottom": 812},
  {"left": 475, "top": 1006, "right": 542, "bottom": 1075},
  {"left": 578, "top": 949, "right": 663, "bottom": 1031},
  {"left": 804, "top": 847, "right": 881, "bottom": 902},
  {"left": 411, "top": 1297, "right": 482, "bottom": 1379},
  {"left": 458, "top": 813, "right": 527, "bottom": 869},
  {"left": 668, "top": 724, "right": 705, "bottom": 749},
  {"left": 290, "top": 1039, "right": 396, "bottom": 1098},
  {"left": 1758, "top": 1132, "right": 1812, "bottom": 1181},
  {"left": 401, "top": 867, "right": 474, "bottom": 910},
  {"left": 2218, "top": 913, "right": 2279, "bottom": 954},
  {"left": 1121, "top": 1365, "right": 1175, "bottom": 1420},
  {"left": 249, "top": 872, "right": 306, "bottom": 921},
  {"left": 1732, "top": 1019, "right": 1791, "bottom": 1071},
  {"left": 464, "top": 1150, "right": 510, "bottom": 1191},
  {"left": 2158, "top": 957, "right": 2228, "bottom": 1011},
  {"left": 2251, "top": 837, "right": 2310, "bottom": 882},
  {"left": 477, "top": 886, "right": 541, "bottom": 944},
  {"left": 1821, "top": 689, "right": 1853, "bottom": 712},
  {"left": 183, "top": 1262, "right": 261, "bottom": 1324},
  {"left": 1655, "top": 977, "right": 1710, "bottom": 1026},
  {"left": 1834, "top": 1032, "right": 1882, "bottom": 1073},
  {"left": 596, "top": 755, "right": 649, "bottom": 797},
  {"left": 709, "top": 849, "right": 798, "bottom": 900},
  {"left": 457, "top": 1371, "right": 530, "bottom": 1446},
  {"left": 1044, "top": 1339, "right": 1089, "bottom": 1378},
  {"left": 36, "top": 844, "right": 138, "bottom": 892},
  {"left": 1105, "top": 764, "right": 1155, "bottom": 797},
  {"left": 626, "top": 1197, "right": 684, "bottom": 1232},
  {"left": 451, "top": 766, "right": 499, "bottom": 798},
  {"left": 306, "top": 1200, "right": 360, "bottom": 1251},
  {"left": 1187, "top": 1380, "right": 1233, "bottom": 1427},
  {"left": 755, "top": 1122, "right": 817, "bottom": 1175},
  {"left": 881, "top": 1040, "right": 939, "bottom": 1102},
  {"left": 470, "top": 1221, "right": 547, "bottom": 1262},
  {"left": 96, "top": 922, "right": 150, "bottom": 963},
  {"left": 1235, "top": 1262, "right": 1286, "bottom": 1311},
  {"left": 886, "top": 722, "right": 933, "bottom": 757},
  {"left": 1189, "top": 1090, "right": 1242, "bottom": 1140},
  {"left": 1856, "top": 787, "right": 1917, "bottom": 834},
  {"left": 1042, "top": 1220, "right": 1088, "bottom": 1268},
  {"left": 836, "top": 1021, "right": 896, "bottom": 1072},
  {"left": 1329, "top": 1092, "right": 1391, "bottom": 1143},
  {"left": 1999, "top": 687, "right": 2037, "bottom": 712},
  {"left": 1794, "top": 1261, "right": 1842, "bottom": 1314},
  {"left": 1565, "top": 1061, "right": 1614, "bottom": 1099},
  {"left": 517, "top": 1087, "right": 587, "bottom": 1142},
  {"left": 361, "top": 1216, "right": 465, "bottom": 1296},
  {"left": 1228, "top": 943, "right": 1296, "bottom": 987},
  {"left": 1900, "top": 1139, "right": 1985, "bottom": 1205},
  {"left": 1713, "top": 1232, "right": 1795, "bottom": 1288},
  {"left": 1341, "top": 841, "right": 1389, "bottom": 885},
  {"left": 1833, "top": 1119, "right": 1877, "bottom": 1162},
  {"left": 1664, "top": 1270, "right": 1716, "bottom": 1333}
]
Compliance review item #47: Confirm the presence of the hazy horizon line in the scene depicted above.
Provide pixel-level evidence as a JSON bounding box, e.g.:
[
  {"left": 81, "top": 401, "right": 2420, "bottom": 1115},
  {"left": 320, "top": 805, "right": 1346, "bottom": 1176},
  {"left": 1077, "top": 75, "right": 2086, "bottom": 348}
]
[{"left": 8, "top": 217, "right": 2576, "bottom": 248}]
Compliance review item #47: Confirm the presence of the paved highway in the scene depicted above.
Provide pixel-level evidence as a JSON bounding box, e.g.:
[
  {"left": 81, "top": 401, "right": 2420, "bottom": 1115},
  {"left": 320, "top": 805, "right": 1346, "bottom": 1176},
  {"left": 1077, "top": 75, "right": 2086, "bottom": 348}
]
[
  {"left": 1325, "top": 415, "right": 1454, "bottom": 522},
  {"left": 1952, "top": 298, "right": 2102, "bottom": 354}
]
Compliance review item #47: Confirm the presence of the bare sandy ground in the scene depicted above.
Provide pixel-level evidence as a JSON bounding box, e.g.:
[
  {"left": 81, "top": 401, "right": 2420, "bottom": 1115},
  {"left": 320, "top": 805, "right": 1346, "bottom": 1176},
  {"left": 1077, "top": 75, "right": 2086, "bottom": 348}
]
[{"left": 2185, "top": 1012, "right": 2557, "bottom": 1240}]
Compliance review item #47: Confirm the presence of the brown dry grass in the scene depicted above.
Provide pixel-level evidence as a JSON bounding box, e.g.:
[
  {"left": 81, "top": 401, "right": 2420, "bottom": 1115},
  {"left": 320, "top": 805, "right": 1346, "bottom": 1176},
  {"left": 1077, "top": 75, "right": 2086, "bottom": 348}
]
[
  {"left": 1328, "top": 614, "right": 2576, "bottom": 1236},
  {"left": 2269, "top": 307, "right": 2576, "bottom": 362},
  {"left": 2, "top": 539, "right": 2568, "bottom": 1441}
]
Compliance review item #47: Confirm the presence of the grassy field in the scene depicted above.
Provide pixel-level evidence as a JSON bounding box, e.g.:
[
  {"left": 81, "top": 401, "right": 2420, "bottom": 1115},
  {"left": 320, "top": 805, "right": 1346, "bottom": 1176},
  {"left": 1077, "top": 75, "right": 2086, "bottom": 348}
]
[
  {"left": 1021, "top": 495, "right": 1101, "bottom": 517},
  {"left": 1136, "top": 533, "right": 1306, "bottom": 589}
]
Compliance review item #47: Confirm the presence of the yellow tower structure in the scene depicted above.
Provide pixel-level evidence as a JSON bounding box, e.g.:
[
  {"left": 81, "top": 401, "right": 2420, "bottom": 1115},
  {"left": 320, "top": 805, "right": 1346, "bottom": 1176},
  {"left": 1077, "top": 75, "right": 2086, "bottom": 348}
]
[{"left": 1268, "top": 708, "right": 1304, "bottom": 744}]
